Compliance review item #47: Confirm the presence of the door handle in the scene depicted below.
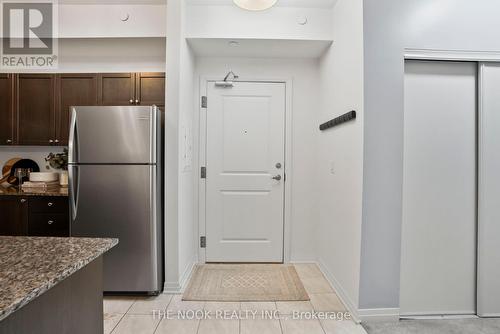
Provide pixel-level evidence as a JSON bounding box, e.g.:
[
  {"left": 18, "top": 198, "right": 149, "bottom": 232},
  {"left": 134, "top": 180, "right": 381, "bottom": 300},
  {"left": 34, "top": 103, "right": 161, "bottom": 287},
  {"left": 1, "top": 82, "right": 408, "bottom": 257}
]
[{"left": 271, "top": 175, "right": 282, "bottom": 181}]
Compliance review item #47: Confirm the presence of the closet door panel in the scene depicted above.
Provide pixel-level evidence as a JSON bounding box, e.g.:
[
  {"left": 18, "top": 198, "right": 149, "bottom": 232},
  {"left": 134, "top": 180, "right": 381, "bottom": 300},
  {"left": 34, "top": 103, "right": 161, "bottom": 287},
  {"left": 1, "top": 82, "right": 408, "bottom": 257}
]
[
  {"left": 478, "top": 63, "right": 500, "bottom": 317},
  {"left": 400, "top": 61, "right": 477, "bottom": 316}
]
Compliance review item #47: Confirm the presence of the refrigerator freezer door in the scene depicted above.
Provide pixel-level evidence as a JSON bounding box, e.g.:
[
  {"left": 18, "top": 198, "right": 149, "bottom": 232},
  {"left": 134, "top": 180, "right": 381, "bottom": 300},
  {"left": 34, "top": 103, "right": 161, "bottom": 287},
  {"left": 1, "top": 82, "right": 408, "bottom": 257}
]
[
  {"left": 70, "top": 164, "right": 161, "bottom": 293},
  {"left": 68, "top": 106, "right": 158, "bottom": 164}
]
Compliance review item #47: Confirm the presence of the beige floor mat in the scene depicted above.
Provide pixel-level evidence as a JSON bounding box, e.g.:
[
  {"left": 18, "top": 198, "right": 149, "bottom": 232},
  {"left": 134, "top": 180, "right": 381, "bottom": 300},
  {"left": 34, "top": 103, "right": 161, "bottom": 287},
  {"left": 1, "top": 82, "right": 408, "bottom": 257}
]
[{"left": 183, "top": 264, "right": 309, "bottom": 302}]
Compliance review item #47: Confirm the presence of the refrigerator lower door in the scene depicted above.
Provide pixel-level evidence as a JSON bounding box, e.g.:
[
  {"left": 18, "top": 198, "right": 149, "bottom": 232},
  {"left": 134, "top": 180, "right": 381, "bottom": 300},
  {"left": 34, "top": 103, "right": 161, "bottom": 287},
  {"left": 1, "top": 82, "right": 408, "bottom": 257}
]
[{"left": 70, "top": 164, "right": 161, "bottom": 293}]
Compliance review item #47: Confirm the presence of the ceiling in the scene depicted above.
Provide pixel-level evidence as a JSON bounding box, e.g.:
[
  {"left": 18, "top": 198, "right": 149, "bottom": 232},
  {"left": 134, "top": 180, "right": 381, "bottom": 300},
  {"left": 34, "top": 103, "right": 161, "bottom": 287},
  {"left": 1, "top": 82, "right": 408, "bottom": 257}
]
[
  {"left": 186, "top": 0, "right": 338, "bottom": 8},
  {"left": 59, "top": 0, "right": 166, "bottom": 4}
]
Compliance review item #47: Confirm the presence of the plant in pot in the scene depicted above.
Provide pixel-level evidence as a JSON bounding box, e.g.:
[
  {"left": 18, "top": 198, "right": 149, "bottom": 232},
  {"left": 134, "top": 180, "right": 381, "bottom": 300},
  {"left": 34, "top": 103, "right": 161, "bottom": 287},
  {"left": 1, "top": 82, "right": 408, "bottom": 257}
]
[{"left": 45, "top": 149, "right": 69, "bottom": 186}]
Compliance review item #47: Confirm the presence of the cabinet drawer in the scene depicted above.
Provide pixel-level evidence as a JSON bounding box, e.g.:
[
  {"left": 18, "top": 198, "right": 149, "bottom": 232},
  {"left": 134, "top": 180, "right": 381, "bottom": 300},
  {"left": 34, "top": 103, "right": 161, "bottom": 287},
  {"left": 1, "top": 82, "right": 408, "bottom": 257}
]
[
  {"left": 29, "top": 197, "right": 68, "bottom": 213},
  {"left": 28, "top": 213, "right": 69, "bottom": 237}
]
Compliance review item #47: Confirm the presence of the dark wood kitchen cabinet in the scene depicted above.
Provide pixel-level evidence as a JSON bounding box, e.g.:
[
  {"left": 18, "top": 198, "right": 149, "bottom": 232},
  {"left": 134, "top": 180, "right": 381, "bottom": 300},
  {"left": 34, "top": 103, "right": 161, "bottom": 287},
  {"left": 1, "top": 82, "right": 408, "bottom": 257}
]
[
  {"left": 16, "top": 74, "right": 57, "bottom": 146},
  {"left": 0, "top": 72, "right": 165, "bottom": 146},
  {"left": 98, "top": 73, "right": 136, "bottom": 105},
  {"left": 0, "top": 196, "right": 69, "bottom": 237},
  {"left": 0, "top": 197, "right": 28, "bottom": 236},
  {"left": 99, "top": 72, "right": 165, "bottom": 107},
  {"left": 0, "top": 74, "right": 15, "bottom": 146},
  {"left": 57, "top": 74, "right": 99, "bottom": 145},
  {"left": 136, "top": 72, "right": 166, "bottom": 107}
]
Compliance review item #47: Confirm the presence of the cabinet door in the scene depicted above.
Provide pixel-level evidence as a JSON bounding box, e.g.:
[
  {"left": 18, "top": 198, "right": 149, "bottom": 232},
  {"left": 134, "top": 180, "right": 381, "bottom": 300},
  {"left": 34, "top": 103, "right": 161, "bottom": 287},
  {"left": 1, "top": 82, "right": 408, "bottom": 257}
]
[
  {"left": 98, "top": 73, "right": 135, "bottom": 106},
  {"left": 57, "top": 74, "right": 98, "bottom": 146},
  {"left": 135, "top": 72, "right": 165, "bottom": 107},
  {"left": 0, "top": 197, "right": 28, "bottom": 236},
  {"left": 17, "top": 74, "right": 56, "bottom": 145},
  {"left": 0, "top": 74, "right": 15, "bottom": 145}
]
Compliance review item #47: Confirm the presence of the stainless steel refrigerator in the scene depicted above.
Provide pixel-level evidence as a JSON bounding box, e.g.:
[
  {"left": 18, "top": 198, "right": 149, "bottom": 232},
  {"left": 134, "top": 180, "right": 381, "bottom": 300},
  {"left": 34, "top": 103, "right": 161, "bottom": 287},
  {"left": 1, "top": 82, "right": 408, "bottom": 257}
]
[{"left": 68, "top": 106, "right": 163, "bottom": 295}]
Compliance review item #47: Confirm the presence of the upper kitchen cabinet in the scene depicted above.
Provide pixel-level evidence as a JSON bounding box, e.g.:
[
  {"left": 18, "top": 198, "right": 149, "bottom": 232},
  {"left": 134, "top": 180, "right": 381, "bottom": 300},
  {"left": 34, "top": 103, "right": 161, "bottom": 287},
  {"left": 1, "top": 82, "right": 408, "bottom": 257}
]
[
  {"left": 0, "top": 74, "right": 15, "bottom": 146},
  {"left": 57, "top": 74, "right": 98, "bottom": 145},
  {"left": 136, "top": 72, "right": 165, "bottom": 107},
  {"left": 99, "top": 73, "right": 165, "bottom": 107},
  {"left": 98, "top": 73, "right": 136, "bottom": 106},
  {"left": 17, "top": 74, "right": 57, "bottom": 146}
]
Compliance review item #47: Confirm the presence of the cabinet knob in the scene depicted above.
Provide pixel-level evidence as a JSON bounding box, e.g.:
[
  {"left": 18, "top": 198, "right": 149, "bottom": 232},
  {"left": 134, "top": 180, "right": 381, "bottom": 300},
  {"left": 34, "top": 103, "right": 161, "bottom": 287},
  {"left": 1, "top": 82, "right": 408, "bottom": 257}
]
[
  {"left": 54, "top": 139, "right": 59, "bottom": 144},
  {"left": 20, "top": 199, "right": 27, "bottom": 203},
  {"left": 49, "top": 140, "right": 54, "bottom": 144},
  {"left": 129, "top": 99, "right": 134, "bottom": 104},
  {"left": 47, "top": 202, "right": 54, "bottom": 207},
  {"left": 6, "top": 139, "right": 12, "bottom": 144},
  {"left": 135, "top": 99, "right": 140, "bottom": 104},
  {"left": 48, "top": 220, "right": 54, "bottom": 225}
]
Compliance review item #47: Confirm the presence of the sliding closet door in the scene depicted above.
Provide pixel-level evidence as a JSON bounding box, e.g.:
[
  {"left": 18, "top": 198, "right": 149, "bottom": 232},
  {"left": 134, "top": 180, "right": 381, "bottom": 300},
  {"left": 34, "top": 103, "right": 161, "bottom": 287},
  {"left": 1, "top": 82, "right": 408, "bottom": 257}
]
[
  {"left": 477, "top": 63, "right": 500, "bottom": 317},
  {"left": 400, "top": 61, "right": 477, "bottom": 316}
]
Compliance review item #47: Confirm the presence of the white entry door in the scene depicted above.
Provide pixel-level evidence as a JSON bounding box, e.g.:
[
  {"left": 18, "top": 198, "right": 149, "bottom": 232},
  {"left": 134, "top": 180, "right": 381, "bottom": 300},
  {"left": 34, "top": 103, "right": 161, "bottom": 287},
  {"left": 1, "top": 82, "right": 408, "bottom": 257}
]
[
  {"left": 400, "top": 61, "right": 477, "bottom": 316},
  {"left": 205, "top": 81, "right": 286, "bottom": 263}
]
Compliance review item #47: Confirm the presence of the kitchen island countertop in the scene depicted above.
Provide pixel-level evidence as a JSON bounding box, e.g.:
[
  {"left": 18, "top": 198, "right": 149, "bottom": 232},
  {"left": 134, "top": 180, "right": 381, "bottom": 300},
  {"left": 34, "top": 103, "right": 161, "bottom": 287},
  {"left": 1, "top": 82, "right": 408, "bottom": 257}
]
[{"left": 0, "top": 237, "right": 118, "bottom": 322}]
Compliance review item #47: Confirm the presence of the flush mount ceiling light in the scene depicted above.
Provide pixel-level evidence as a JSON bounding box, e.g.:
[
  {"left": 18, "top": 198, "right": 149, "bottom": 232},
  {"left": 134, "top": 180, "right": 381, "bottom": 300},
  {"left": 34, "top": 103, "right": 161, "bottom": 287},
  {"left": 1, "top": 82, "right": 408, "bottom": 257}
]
[{"left": 233, "top": 0, "right": 278, "bottom": 11}]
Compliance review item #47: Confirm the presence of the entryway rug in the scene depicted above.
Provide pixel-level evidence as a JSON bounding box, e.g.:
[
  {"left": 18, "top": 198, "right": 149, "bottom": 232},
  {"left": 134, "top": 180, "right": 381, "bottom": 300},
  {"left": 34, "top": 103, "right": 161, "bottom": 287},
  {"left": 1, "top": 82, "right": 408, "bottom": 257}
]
[{"left": 183, "top": 264, "right": 309, "bottom": 302}]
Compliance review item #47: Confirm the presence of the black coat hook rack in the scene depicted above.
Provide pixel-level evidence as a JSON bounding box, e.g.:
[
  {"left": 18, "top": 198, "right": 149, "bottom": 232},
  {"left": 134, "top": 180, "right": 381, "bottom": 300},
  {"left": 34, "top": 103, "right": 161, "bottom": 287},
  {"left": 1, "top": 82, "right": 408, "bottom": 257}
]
[{"left": 319, "top": 111, "right": 356, "bottom": 131}]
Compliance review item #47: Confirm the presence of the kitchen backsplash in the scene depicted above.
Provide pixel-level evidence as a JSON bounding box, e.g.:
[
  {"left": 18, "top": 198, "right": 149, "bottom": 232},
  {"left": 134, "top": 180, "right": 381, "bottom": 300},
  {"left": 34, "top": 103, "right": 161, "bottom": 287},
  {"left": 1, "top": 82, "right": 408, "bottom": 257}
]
[{"left": 0, "top": 147, "right": 66, "bottom": 173}]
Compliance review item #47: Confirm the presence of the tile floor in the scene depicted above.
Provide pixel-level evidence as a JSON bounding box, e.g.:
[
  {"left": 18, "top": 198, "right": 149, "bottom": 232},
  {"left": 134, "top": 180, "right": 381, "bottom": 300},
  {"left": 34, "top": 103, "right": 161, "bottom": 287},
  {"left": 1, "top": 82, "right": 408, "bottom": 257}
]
[{"left": 104, "top": 264, "right": 367, "bottom": 334}]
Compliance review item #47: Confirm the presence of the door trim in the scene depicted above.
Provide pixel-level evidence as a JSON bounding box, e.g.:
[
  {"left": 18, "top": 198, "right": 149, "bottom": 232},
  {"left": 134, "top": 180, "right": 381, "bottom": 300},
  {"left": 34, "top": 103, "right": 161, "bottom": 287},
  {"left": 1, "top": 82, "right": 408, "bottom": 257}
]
[{"left": 196, "top": 77, "right": 293, "bottom": 264}]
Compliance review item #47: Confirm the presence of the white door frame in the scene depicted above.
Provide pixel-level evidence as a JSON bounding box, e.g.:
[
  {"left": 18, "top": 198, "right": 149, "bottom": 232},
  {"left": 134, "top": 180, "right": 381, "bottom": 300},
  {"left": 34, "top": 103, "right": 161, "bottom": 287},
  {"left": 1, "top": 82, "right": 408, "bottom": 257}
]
[{"left": 197, "top": 76, "right": 293, "bottom": 264}]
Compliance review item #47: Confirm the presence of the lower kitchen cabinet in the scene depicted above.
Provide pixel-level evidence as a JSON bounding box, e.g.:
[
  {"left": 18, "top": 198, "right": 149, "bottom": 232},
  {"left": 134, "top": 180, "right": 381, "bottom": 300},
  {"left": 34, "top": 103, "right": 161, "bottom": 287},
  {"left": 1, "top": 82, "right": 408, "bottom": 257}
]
[
  {"left": 0, "top": 197, "right": 28, "bottom": 236},
  {"left": 0, "top": 196, "right": 69, "bottom": 237}
]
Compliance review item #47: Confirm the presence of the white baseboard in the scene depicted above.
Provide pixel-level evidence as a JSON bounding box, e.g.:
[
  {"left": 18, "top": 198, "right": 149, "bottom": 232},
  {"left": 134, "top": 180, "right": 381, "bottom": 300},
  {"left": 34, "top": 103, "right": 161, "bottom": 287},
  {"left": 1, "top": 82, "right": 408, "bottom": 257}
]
[
  {"left": 163, "top": 258, "right": 197, "bottom": 294},
  {"left": 315, "top": 259, "right": 361, "bottom": 323},
  {"left": 358, "top": 308, "right": 400, "bottom": 322}
]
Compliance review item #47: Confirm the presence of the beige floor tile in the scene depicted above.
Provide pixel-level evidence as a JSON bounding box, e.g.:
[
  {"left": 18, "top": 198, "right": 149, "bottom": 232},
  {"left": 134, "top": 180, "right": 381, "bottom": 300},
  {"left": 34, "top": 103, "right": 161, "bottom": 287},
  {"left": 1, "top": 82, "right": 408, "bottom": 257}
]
[
  {"left": 241, "top": 302, "right": 277, "bottom": 312},
  {"left": 103, "top": 296, "right": 136, "bottom": 314},
  {"left": 310, "top": 294, "right": 346, "bottom": 312},
  {"left": 320, "top": 320, "right": 367, "bottom": 334},
  {"left": 104, "top": 313, "right": 125, "bottom": 334},
  {"left": 280, "top": 319, "right": 325, "bottom": 334},
  {"left": 300, "top": 276, "right": 333, "bottom": 294},
  {"left": 167, "top": 294, "right": 205, "bottom": 312},
  {"left": 128, "top": 294, "right": 173, "bottom": 315},
  {"left": 293, "top": 264, "right": 323, "bottom": 279},
  {"left": 197, "top": 319, "right": 239, "bottom": 334},
  {"left": 276, "top": 301, "right": 314, "bottom": 315},
  {"left": 204, "top": 302, "right": 241, "bottom": 315},
  {"left": 241, "top": 318, "right": 282, "bottom": 334},
  {"left": 111, "top": 314, "right": 160, "bottom": 334},
  {"left": 154, "top": 318, "right": 200, "bottom": 334}
]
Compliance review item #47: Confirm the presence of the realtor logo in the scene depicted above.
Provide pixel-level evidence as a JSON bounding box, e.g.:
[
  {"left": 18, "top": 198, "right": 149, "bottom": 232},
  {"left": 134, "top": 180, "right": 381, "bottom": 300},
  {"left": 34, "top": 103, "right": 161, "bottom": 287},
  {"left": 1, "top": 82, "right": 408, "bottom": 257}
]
[{"left": 1, "top": 0, "right": 58, "bottom": 69}]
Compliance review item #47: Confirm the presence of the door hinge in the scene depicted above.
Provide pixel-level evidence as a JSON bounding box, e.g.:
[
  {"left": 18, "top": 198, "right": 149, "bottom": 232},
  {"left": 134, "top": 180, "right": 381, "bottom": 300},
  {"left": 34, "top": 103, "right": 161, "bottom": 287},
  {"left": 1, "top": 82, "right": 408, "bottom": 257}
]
[
  {"left": 201, "top": 166, "right": 206, "bottom": 179},
  {"left": 201, "top": 96, "right": 207, "bottom": 108},
  {"left": 200, "top": 236, "right": 206, "bottom": 248}
]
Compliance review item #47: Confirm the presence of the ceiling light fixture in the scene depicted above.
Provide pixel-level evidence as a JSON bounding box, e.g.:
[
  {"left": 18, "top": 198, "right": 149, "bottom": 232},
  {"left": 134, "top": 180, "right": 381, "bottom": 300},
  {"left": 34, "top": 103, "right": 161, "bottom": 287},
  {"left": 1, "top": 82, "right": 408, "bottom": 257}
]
[{"left": 233, "top": 0, "right": 278, "bottom": 11}]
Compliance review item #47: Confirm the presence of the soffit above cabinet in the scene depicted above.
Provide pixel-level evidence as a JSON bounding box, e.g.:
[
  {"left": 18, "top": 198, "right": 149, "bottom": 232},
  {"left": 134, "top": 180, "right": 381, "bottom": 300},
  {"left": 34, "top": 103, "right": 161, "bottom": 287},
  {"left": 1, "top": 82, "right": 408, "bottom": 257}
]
[{"left": 187, "top": 38, "right": 332, "bottom": 59}]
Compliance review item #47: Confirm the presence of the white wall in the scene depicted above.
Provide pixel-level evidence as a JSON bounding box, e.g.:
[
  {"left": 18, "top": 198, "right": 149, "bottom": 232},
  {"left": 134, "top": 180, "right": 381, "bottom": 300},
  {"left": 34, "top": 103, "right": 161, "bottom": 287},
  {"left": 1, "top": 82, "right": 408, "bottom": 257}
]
[
  {"left": 315, "top": 0, "right": 364, "bottom": 316},
  {"left": 164, "top": 0, "right": 197, "bottom": 291},
  {"left": 59, "top": 4, "right": 166, "bottom": 38},
  {"left": 360, "top": 0, "right": 500, "bottom": 312},
  {"left": 186, "top": 4, "right": 333, "bottom": 41},
  {"left": 194, "top": 57, "right": 321, "bottom": 262},
  {"left": 0, "top": 147, "right": 65, "bottom": 175}
]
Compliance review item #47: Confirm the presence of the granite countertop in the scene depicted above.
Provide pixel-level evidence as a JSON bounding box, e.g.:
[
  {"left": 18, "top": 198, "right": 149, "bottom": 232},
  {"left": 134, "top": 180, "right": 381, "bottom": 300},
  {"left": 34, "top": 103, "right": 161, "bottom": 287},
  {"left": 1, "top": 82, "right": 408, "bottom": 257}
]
[
  {"left": 0, "top": 237, "right": 118, "bottom": 322},
  {"left": 0, "top": 185, "right": 68, "bottom": 197}
]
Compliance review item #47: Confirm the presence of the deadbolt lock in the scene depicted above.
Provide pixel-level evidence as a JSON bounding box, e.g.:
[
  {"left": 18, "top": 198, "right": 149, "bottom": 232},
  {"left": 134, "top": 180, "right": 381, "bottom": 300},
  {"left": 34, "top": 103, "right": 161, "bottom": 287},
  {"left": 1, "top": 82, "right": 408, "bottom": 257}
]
[{"left": 275, "top": 163, "right": 282, "bottom": 169}]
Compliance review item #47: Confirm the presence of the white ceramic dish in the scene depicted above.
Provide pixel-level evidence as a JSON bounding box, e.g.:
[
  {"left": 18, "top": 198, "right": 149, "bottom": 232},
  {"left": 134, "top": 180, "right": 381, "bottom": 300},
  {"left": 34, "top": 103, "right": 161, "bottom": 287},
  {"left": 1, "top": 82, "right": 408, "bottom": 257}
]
[{"left": 29, "top": 172, "right": 59, "bottom": 182}]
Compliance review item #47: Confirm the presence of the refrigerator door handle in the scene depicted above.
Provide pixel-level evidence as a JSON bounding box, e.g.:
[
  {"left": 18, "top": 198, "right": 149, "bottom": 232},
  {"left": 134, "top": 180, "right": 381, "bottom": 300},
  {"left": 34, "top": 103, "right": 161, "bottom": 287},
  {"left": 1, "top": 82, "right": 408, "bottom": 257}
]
[
  {"left": 69, "top": 165, "right": 80, "bottom": 221},
  {"left": 68, "top": 107, "right": 78, "bottom": 163}
]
